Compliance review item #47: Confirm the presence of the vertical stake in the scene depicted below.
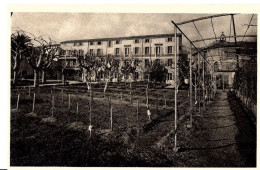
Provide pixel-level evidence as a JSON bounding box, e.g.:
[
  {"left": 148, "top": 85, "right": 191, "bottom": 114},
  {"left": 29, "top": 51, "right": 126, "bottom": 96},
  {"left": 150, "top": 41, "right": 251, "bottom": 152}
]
[
  {"left": 76, "top": 101, "right": 79, "bottom": 121},
  {"left": 173, "top": 25, "right": 179, "bottom": 152},
  {"left": 120, "top": 92, "right": 123, "bottom": 101},
  {"left": 203, "top": 52, "right": 205, "bottom": 110},
  {"left": 110, "top": 104, "right": 113, "bottom": 130},
  {"left": 51, "top": 94, "right": 54, "bottom": 117},
  {"left": 198, "top": 53, "right": 201, "bottom": 114},
  {"left": 16, "top": 93, "right": 20, "bottom": 110},
  {"left": 32, "top": 93, "right": 35, "bottom": 113},
  {"left": 62, "top": 89, "right": 64, "bottom": 104},
  {"left": 68, "top": 94, "right": 71, "bottom": 110},
  {"left": 28, "top": 87, "right": 31, "bottom": 97},
  {"left": 130, "top": 91, "right": 132, "bottom": 104},
  {"left": 189, "top": 43, "right": 193, "bottom": 127},
  {"left": 137, "top": 99, "right": 139, "bottom": 121}
]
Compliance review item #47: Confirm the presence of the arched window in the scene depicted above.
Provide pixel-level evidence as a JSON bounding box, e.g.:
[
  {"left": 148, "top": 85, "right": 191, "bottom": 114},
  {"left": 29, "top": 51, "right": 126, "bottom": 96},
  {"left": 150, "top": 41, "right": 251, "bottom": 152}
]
[{"left": 214, "top": 61, "right": 219, "bottom": 71}]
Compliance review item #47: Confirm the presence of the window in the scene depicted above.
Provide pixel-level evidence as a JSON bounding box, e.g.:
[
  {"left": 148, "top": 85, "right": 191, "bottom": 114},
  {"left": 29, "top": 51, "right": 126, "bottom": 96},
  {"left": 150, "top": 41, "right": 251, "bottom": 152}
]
[
  {"left": 90, "top": 42, "right": 94, "bottom": 45},
  {"left": 168, "top": 46, "right": 173, "bottom": 54},
  {"left": 125, "top": 48, "right": 130, "bottom": 56},
  {"left": 134, "top": 47, "right": 139, "bottom": 55},
  {"left": 145, "top": 59, "right": 150, "bottom": 67},
  {"left": 61, "top": 50, "right": 66, "bottom": 55},
  {"left": 89, "top": 49, "right": 94, "bottom": 56},
  {"left": 79, "top": 50, "right": 84, "bottom": 56},
  {"left": 97, "top": 41, "right": 102, "bottom": 45},
  {"left": 97, "top": 49, "right": 102, "bottom": 56},
  {"left": 145, "top": 47, "right": 150, "bottom": 55},
  {"left": 70, "top": 60, "right": 74, "bottom": 67},
  {"left": 134, "top": 39, "right": 139, "bottom": 43},
  {"left": 65, "top": 60, "right": 69, "bottom": 66},
  {"left": 145, "top": 39, "right": 150, "bottom": 43},
  {"left": 115, "top": 48, "right": 120, "bottom": 55},
  {"left": 167, "top": 73, "right": 173, "bottom": 80},
  {"left": 168, "top": 59, "right": 173, "bottom": 67},
  {"left": 108, "top": 41, "right": 112, "bottom": 47},
  {"left": 214, "top": 62, "right": 219, "bottom": 71},
  {"left": 74, "top": 42, "right": 83, "bottom": 46},
  {"left": 100, "top": 72, "right": 104, "bottom": 79},
  {"left": 167, "top": 37, "right": 173, "bottom": 42},
  {"left": 115, "top": 40, "right": 120, "bottom": 44},
  {"left": 156, "top": 46, "right": 161, "bottom": 54},
  {"left": 135, "top": 72, "right": 139, "bottom": 79}
]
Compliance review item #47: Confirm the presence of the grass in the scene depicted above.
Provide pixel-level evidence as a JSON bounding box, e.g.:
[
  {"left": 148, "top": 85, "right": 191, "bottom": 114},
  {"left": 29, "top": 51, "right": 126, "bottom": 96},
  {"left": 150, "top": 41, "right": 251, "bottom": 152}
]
[{"left": 10, "top": 84, "right": 191, "bottom": 166}]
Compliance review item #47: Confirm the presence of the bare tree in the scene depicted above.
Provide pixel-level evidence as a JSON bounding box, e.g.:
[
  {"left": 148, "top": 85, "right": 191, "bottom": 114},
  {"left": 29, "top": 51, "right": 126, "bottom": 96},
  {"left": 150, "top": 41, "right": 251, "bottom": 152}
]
[
  {"left": 11, "top": 29, "right": 32, "bottom": 85},
  {"left": 77, "top": 53, "right": 97, "bottom": 91},
  {"left": 26, "top": 36, "right": 59, "bottom": 87},
  {"left": 103, "top": 55, "right": 120, "bottom": 93}
]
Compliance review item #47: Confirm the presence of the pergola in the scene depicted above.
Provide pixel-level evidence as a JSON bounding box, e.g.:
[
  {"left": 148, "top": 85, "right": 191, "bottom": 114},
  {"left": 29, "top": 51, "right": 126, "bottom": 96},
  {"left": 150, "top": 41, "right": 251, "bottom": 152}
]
[{"left": 171, "top": 14, "right": 257, "bottom": 152}]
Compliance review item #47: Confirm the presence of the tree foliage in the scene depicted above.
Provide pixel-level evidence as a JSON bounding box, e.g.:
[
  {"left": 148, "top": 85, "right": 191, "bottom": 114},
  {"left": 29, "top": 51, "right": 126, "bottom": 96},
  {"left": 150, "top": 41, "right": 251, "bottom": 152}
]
[{"left": 150, "top": 59, "right": 167, "bottom": 84}]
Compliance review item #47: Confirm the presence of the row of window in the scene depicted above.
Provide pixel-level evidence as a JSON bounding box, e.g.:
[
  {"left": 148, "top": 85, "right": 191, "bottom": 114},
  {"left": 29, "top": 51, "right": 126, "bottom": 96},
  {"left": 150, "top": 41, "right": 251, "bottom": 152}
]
[
  {"left": 73, "top": 37, "right": 174, "bottom": 47},
  {"left": 91, "top": 46, "right": 173, "bottom": 55},
  {"left": 62, "top": 46, "right": 174, "bottom": 56},
  {"left": 144, "top": 59, "right": 173, "bottom": 67}
]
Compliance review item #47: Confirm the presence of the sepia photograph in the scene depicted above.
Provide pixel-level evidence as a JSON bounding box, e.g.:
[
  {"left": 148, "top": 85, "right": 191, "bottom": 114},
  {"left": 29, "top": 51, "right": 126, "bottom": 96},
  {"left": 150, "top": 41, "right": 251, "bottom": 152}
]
[{"left": 9, "top": 10, "right": 257, "bottom": 167}]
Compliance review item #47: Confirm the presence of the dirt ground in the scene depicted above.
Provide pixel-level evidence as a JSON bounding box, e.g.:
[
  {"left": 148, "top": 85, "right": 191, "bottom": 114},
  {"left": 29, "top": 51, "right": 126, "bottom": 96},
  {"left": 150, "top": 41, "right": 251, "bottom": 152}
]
[{"left": 10, "top": 85, "right": 256, "bottom": 167}]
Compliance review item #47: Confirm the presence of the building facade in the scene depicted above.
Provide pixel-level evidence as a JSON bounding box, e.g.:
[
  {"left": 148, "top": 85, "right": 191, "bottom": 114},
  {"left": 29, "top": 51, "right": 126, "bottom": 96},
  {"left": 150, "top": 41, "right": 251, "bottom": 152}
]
[{"left": 59, "top": 33, "right": 182, "bottom": 85}]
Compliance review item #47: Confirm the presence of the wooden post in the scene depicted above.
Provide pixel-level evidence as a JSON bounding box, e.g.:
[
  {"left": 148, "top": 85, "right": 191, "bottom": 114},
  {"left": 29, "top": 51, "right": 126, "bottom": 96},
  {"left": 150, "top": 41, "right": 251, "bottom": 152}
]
[
  {"left": 137, "top": 99, "right": 139, "bottom": 120},
  {"left": 32, "top": 93, "right": 35, "bottom": 112},
  {"left": 120, "top": 92, "right": 123, "bottom": 101},
  {"left": 28, "top": 87, "right": 31, "bottom": 97},
  {"left": 146, "top": 88, "right": 149, "bottom": 107},
  {"left": 198, "top": 53, "right": 201, "bottom": 114},
  {"left": 189, "top": 43, "right": 193, "bottom": 127},
  {"left": 51, "top": 94, "right": 54, "bottom": 117},
  {"left": 68, "top": 94, "right": 71, "bottom": 110},
  {"left": 110, "top": 104, "right": 113, "bottom": 130},
  {"left": 173, "top": 25, "right": 179, "bottom": 152},
  {"left": 89, "top": 92, "right": 92, "bottom": 125},
  {"left": 16, "top": 93, "right": 20, "bottom": 109},
  {"left": 62, "top": 89, "right": 64, "bottom": 104},
  {"left": 130, "top": 91, "right": 132, "bottom": 104},
  {"left": 203, "top": 52, "right": 205, "bottom": 110},
  {"left": 76, "top": 101, "right": 79, "bottom": 121},
  {"left": 195, "top": 74, "right": 197, "bottom": 102}
]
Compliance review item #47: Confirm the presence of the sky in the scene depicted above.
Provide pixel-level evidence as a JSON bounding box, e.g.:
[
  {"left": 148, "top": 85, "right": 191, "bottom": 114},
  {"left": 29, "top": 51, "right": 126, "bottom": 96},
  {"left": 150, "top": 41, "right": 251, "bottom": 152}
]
[{"left": 11, "top": 13, "right": 257, "bottom": 48}]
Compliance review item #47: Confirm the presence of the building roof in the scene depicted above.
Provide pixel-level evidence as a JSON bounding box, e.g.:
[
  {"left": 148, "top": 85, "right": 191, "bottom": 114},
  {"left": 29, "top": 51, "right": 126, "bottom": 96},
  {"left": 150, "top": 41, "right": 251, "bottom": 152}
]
[{"left": 60, "top": 33, "right": 182, "bottom": 44}]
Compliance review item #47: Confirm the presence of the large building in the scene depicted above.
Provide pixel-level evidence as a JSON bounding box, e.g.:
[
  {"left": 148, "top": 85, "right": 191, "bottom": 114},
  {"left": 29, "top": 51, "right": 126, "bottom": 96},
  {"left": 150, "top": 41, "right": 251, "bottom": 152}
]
[{"left": 59, "top": 33, "right": 183, "bottom": 85}]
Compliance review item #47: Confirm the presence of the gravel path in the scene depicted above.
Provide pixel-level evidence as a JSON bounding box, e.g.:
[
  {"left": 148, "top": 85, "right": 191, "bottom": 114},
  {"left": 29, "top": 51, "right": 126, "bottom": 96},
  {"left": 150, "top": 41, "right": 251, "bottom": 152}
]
[{"left": 175, "top": 90, "right": 250, "bottom": 167}]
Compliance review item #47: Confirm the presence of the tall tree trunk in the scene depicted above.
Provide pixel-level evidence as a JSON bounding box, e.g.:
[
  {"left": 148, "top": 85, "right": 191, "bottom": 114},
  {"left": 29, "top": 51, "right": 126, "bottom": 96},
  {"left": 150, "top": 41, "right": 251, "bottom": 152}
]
[
  {"left": 13, "top": 70, "right": 17, "bottom": 85},
  {"left": 82, "top": 68, "right": 87, "bottom": 83},
  {"left": 34, "top": 69, "right": 39, "bottom": 88},
  {"left": 41, "top": 70, "right": 46, "bottom": 83}
]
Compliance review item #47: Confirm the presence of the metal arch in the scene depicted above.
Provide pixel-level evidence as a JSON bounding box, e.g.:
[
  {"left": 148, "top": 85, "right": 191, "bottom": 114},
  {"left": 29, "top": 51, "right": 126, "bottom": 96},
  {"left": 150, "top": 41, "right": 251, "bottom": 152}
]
[
  {"left": 171, "top": 21, "right": 212, "bottom": 66},
  {"left": 242, "top": 14, "right": 255, "bottom": 42},
  {"left": 192, "top": 21, "right": 215, "bottom": 61},
  {"left": 192, "top": 35, "right": 257, "bottom": 43},
  {"left": 176, "top": 13, "right": 238, "bottom": 25}
]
